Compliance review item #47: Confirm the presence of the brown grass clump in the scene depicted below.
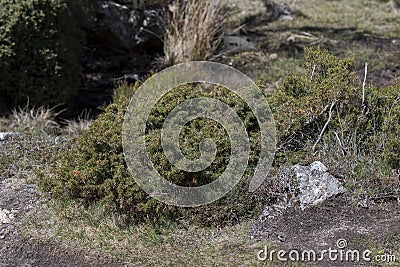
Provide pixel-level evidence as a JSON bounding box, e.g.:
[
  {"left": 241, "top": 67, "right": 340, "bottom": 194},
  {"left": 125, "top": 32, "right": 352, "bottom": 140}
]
[
  {"left": 161, "top": 0, "right": 227, "bottom": 66},
  {"left": 9, "top": 104, "right": 61, "bottom": 134},
  {"left": 62, "top": 110, "right": 92, "bottom": 136}
]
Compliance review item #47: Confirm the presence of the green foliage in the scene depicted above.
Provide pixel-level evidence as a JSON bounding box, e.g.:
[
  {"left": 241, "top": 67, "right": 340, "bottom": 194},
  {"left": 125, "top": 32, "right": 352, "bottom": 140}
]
[
  {"left": 40, "top": 82, "right": 265, "bottom": 225},
  {"left": 39, "top": 84, "right": 169, "bottom": 221},
  {"left": 0, "top": 0, "right": 83, "bottom": 109},
  {"left": 270, "top": 47, "right": 360, "bottom": 146},
  {"left": 40, "top": 48, "right": 399, "bottom": 224},
  {"left": 365, "top": 85, "right": 400, "bottom": 169},
  {"left": 270, "top": 46, "right": 399, "bottom": 194}
]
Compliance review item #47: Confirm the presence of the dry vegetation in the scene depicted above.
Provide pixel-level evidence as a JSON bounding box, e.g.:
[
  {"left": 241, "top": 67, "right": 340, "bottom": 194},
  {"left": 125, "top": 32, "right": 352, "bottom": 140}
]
[
  {"left": 161, "top": 0, "right": 227, "bottom": 66},
  {"left": 8, "top": 104, "right": 61, "bottom": 134},
  {"left": 61, "top": 110, "right": 92, "bottom": 136}
]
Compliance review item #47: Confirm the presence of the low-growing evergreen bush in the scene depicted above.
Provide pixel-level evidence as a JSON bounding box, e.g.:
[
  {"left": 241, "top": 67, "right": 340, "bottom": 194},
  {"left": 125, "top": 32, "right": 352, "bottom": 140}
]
[
  {"left": 40, "top": 47, "right": 399, "bottom": 225},
  {"left": 0, "top": 0, "right": 83, "bottom": 109},
  {"left": 40, "top": 82, "right": 266, "bottom": 225},
  {"left": 270, "top": 47, "right": 399, "bottom": 193},
  {"left": 270, "top": 47, "right": 360, "bottom": 152},
  {"left": 365, "top": 85, "right": 400, "bottom": 170}
]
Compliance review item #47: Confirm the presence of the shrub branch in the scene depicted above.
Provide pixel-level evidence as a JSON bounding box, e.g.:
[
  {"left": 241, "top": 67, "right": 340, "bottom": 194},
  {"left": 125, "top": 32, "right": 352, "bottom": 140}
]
[{"left": 312, "top": 100, "right": 336, "bottom": 152}]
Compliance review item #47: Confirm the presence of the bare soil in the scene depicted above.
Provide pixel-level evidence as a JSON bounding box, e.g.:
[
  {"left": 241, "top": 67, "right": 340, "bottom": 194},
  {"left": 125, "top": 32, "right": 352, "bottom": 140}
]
[
  {"left": 0, "top": 179, "right": 121, "bottom": 267},
  {"left": 253, "top": 195, "right": 400, "bottom": 266},
  {"left": 1, "top": 175, "right": 399, "bottom": 266}
]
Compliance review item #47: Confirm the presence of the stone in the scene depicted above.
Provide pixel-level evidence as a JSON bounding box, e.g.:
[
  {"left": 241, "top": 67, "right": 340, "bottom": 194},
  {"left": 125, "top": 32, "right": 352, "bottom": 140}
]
[
  {"left": 0, "top": 132, "right": 20, "bottom": 141},
  {"left": 0, "top": 210, "right": 10, "bottom": 224},
  {"left": 0, "top": 132, "right": 7, "bottom": 141},
  {"left": 223, "top": 36, "right": 257, "bottom": 54},
  {"left": 264, "top": 0, "right": 294, "bottom": 22},
  {"left": 269, "top": 53, "right": 278, "bottom": 60},
  {"left": 70, "top": 1, "right": 165, "bottom": 53},
  {"left": 280, "top": 14, "right": 294, "bottom": 21},
  {"left": 293, "top": 161, "right": 346, "bottom": 208},
  {"left": 260, "top": 161, "right": 346, "bottom": 221}
]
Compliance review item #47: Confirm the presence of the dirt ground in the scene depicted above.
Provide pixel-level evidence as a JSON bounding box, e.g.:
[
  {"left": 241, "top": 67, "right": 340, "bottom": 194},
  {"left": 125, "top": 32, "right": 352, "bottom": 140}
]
[
  {"left": 0, "top": 179, "right": 122, "bottom": 267},
  {"left": 1, "top": 174, "right": 399, "bottom": 266},
  {"left": 253, "top": 195, "right": 400, "bottom": 266}
]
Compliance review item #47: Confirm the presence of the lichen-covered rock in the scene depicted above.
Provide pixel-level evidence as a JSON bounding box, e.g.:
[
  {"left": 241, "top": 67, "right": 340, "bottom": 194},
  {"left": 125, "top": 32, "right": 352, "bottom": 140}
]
[
  {"left": 260, "top": 161, "right": 346, "bottom": 220},
  {"left": 289, "top": 161, "right": 346, "bottom": 208}
]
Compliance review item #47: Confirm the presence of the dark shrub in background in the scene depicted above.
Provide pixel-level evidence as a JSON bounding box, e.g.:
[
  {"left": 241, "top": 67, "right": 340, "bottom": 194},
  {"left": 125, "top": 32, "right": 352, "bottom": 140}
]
[{"left": 0, "top": 0, "right": 83, "bottom": 110}]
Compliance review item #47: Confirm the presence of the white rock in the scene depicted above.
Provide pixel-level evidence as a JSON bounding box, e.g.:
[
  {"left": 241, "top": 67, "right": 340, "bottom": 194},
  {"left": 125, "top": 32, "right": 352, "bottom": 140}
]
[
  {"left": 260, "top": 161, "right": 346, "bottom": 220},
  {"left": 309, "top": 161, "right": 328, "bottom": 172},
  {"left": 290, "top": 162, "right": 346, "bottom": 209},
  {"left": 0, "top": 132, "right": 9, "bottom": 141},
  {"left": 2, "top": 209, "right": 10, "bottom": 214},
  {"left": 0, "top": 210, "right": 10, "bottom": 224},
  {"left": 0, "top": 132, "right": 20, "bottom": 141}
]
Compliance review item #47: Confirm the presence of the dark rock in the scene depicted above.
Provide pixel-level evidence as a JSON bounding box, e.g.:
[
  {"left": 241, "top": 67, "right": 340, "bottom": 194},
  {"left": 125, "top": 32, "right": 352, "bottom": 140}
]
[
  {"left": 62, "top": 1, "right": 164, "bottom": 118},
  {"left": 71, "top": 1, "right": 165, "bottom": 53}
]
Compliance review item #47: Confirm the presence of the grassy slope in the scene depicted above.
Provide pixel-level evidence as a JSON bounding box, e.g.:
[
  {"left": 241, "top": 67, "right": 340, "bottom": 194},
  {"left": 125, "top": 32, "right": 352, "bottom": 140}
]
[
  {"left": 1, "top": 0, "right": 399, "bottom": 266},
  {"left": 225, "top": 0, "right": 400, "bottom": 88}
]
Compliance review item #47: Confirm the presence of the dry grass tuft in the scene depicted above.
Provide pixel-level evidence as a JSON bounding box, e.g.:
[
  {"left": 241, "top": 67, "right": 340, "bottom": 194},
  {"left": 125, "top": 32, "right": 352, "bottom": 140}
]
[
  {"left": 10, "top": 104, "right": 61, "bottom": 134},
  {"left": 62, "top": 110, "right": 92, "bottom": 136},
  {"left": 161, "top": 0, "right": 227, "bottom": 66}
]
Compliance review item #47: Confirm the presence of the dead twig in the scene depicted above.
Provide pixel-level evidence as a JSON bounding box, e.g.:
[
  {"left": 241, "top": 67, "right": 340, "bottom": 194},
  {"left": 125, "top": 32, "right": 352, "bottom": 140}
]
[
  {"left": 310, "top": 64, "right": 316, "bottom": 83},
  {"left": 362, "top": 62, "right": 368, "bottom": 108},
  {"left": 333, "top": 130, "right": 346, "bottom": 156},
  {"left": 312, "top": 100, "right": 336, "bottom": 152}
]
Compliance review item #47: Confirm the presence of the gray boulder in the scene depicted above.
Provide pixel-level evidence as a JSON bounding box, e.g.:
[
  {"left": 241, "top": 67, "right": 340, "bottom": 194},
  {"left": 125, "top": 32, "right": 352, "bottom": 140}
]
[
  {"left": 289, "top": 161, "right": 346, "bottom": 208},
  {"left": 260, "top": 161, "right": 346, "bottom": 221}
]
